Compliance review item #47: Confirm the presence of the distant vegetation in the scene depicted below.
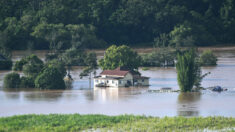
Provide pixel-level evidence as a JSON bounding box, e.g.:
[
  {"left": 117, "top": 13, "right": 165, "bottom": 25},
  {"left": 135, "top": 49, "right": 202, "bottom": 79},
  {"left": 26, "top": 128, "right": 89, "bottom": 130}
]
[
  {"left": 0, "top": 114, "right": 235, "bottom": 132},
  {"left": 0, "top": 53, "right": 12, "bottom": 70},
  {"left": 0, "top": 0, "right": 235, "bottom": 51},
  {"left": 199, "top": 50, "right": 218, "bottom": 66},
  {"left": 141, "top": 48, "right": 176, "bottom": 67},
  {"left": 4, "top": 54, "right": 66, "bottom": 89}
]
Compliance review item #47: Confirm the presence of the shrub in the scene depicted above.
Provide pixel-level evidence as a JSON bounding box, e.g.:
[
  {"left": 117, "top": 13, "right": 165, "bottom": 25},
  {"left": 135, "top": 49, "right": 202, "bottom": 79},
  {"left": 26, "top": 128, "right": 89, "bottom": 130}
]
[
  {"left": 0, "top": 60, "right": 12, "bottom": 70},
  {"left": 19, "top": 76, "right": 35, "bottom": 88},
  {"left": 199, "top": 50, "right": 217, "bottom": 66},
  {"left": 13, "top": 54, "right": 44, "bottom": 72},
  {"left": 3, "top": 72, "right": 21, "bottom": 88},
  {"left": 141, "top": 48, "right": 176, "bottom": 67},
  {"left": 61, "top": 48, "right": 86, "bottom": 66},
  {"left": 23, "top": 63, "right": 43, "bottom": 79},
  {"left": 34, "top": 67, "right": 65, "bottom": 89},
  {"left": 45, "top": 59, "right": 66, "bottom": 77},
  {"left": 13, "top": 58, "right": 28, "bottom": 71}
]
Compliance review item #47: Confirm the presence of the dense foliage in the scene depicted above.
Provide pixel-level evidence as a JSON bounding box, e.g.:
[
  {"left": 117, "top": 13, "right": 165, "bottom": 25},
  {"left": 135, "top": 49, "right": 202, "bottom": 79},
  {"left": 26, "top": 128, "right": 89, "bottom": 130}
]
[
  {"left": 0, "top": 59, "right": 12, "bottom": 70},
  {"left": 0, "top": 53, "right": 12, "bottom": 70},
  {"left": 19, "top": 76, "right": 35, "bottom": 88},
  {"left": 3, "top": 72, "right": 21, "bottom": 88},
  {"left": 45, "top": 59, "right": 67, "bottom": 77},
  {"left": 99, "top": 45, "right": 141, "bottom": 70},
  {"left": 0, "top": 114, "right": 235, "bottom": 132},
  {"left": 13, "top": 54, "right": 43, "bottom": 73},
  {"left": 176, "top": 49, "right": 199, "bottom": 92},
  {"left": 1, "top": 0, "right": 235, "bottom": 50},
  {"left": 141, "top": 48, "right": 176, "bottom": 67},
  {"left": 35, "top": 67, "right": 65, "bottom": 89},
  {"left": 199, "top": 50, "right": 218, "bottom": 66}
]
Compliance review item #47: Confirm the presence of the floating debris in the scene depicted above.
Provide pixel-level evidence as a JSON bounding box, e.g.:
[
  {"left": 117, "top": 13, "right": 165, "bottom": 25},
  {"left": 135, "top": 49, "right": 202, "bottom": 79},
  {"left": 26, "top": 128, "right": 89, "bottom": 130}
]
[{"left": 148, "top": 88, "right": 180, "bottom": 93}]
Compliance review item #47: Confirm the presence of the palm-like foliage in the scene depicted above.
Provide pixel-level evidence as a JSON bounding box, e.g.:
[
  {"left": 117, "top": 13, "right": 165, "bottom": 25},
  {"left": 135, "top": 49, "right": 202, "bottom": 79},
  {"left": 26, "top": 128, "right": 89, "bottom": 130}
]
[{"left": 176, "top": 49, "right": 197, "bottom": 92}]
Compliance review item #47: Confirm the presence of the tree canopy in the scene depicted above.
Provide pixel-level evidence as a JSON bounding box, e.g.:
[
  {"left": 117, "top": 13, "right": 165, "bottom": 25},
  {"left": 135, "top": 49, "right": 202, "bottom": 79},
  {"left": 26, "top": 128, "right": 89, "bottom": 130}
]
[
  {"left": 99, "top": 45, "right": 141, "bottom": 70},
  {"left": 176, "top": 49, "right": 198, "bottom": 92},
  {"left": 1, "top": 0, "right": 235, "bottom": 50}
]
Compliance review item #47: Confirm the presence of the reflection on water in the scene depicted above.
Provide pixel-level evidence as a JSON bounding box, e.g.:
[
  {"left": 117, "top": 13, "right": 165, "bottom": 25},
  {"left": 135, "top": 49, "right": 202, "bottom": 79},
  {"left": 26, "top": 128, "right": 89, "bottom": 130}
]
[
  {"left": 24, "top": 91, "right": 64, "bottom": 102},
  {"left": 0, "top": 50, "right": 235, "bottom": 117},
  {"left": 177, "top": 92, "right": 201, "bottom": 116},
  {"left": 92, "top": 87, "right": 147, "bottom": 102}
]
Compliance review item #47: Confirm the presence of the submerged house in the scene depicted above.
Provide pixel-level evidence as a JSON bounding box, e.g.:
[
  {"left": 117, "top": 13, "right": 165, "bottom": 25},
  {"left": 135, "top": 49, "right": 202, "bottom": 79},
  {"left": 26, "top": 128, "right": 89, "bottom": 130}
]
[{"left": 94, "top": 67, "right": 149, "bottom": 87}]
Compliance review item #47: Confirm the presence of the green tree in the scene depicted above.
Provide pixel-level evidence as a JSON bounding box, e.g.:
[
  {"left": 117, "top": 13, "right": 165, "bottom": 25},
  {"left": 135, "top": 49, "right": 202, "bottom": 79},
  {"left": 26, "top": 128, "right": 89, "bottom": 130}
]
[
  {"left": 19, "top": 76, "right": 35, "bottom": 88},
  {"left": 176, "top": 49, "right": 198, "bottom": 92},
  {"left": 199, "top": 50, "right": 217, "bottom": 66},
  {"left": 45, "top": 59, "right": 67, "bottom": 78},
  {"left": 99, "top": 45, "right": 141, "bottom": 70},
  {"left": 18, "top": 55, "right": 44, "bottom": 78},
  {"left": 34, "top": 67, "right": 65, "bottom": 89},
  {"left": 4, "top": 72, "right": 21, "bottom": 88}
]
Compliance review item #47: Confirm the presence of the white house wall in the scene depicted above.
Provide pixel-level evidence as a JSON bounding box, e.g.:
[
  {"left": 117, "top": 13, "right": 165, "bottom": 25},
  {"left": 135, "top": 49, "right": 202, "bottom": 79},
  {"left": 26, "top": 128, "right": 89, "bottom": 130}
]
[{"left": 94, "top": 73, "right": 149, "bottom": 87}]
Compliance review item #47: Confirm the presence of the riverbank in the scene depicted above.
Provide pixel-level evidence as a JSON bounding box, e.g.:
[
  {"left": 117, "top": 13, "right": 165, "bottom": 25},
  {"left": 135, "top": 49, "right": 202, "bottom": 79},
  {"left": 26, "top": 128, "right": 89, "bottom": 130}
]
[
  {"left": 0, "top": 114, "right": 235, "bottom": 132},
  {"left": 89, "top": 45, "right": 235, "bottom": 54}
]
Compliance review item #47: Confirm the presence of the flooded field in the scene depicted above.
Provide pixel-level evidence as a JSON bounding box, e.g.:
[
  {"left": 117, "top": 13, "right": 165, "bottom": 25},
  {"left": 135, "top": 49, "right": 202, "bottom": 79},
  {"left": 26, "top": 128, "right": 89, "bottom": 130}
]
[{"left": 0, "top": 50, "right": 235, "bottom": 117}]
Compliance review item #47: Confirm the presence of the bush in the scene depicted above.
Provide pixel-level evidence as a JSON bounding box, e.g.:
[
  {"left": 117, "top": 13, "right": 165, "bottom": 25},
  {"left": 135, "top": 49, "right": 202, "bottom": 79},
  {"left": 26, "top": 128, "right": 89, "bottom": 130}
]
[
  {"left": 23, "top": 63, "right": 44, "bottom": 78},
  {"left": 199, "top": 50, "right": 217, "bottom": 66},
  {"left": 0, "top": 60, "right": 12, "bottom": 70},
  {"left": 45, "top": 59, "right": 67, "bottom": 77},
  {"left": 13, "top": 54, "right": 44, "bottom": 72},
  {"left": 13, "top": 58, "right": 28, "bottom": 71},
  {"left": 61, "top": 48, "right": 86, "bottom": 66},
  {"left": 3, "top": 72, "right": 21, "bottom": 88},
  {"left": 19, "top": 76, "right": 35, "bottom": 88},
  {"left": 141, "top": 48, "right": 176, "bottom": 67},
  {"left": 34, "top": 67, "right": 65, "bottom": 89}
]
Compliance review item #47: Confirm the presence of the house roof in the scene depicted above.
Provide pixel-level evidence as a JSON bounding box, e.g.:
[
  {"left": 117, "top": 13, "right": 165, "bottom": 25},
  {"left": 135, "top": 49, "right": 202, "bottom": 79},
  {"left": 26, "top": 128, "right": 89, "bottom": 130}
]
[
  {"left": 100, "top": 67, "right": 130, "bottom": 77},
  {"left": 94, "top": 76, "right": 123, "bottom": 80}
]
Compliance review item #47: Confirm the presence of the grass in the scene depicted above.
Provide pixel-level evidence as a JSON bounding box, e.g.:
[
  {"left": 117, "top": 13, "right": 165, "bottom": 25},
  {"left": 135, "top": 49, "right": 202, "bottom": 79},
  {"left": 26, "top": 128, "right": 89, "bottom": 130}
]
[{"left": 0, "top": 114, "right": 235, "bottom": 132}]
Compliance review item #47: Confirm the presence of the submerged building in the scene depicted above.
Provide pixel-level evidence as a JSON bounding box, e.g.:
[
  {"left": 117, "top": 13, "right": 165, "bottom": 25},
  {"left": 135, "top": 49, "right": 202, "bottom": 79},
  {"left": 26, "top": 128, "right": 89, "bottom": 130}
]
[{"left": 94, "top": 67, "right": 149, "bottom": 87}]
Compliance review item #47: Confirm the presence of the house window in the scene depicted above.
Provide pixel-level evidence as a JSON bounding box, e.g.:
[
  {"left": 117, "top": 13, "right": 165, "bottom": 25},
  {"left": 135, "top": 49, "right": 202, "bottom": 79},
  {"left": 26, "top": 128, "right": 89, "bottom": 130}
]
[
  {"left": 95, "top": 80, "right": 99, "bottom": 83},
  {"left": 107, "top": 80, "right": 109, "bottom": 83},
  {"left": 142, "top": 79, "right": 144, "bottom": 82},
  {"left": 112, "top": 80, "right": 114, "bottom": 84},
  {"left": 119, "top": 80, "right": 122, "bottom": 84}
]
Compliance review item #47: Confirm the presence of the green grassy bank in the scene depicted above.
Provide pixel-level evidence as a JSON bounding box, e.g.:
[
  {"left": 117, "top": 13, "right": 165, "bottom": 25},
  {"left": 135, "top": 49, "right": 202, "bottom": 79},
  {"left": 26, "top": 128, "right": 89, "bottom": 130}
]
[{"left": 0, "top": 114, "right": 235, "bottom": 132}]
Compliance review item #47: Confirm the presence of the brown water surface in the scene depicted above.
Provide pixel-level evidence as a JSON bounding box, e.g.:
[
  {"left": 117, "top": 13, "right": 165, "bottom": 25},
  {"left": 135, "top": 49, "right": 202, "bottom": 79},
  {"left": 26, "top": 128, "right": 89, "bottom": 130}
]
[{"left": 0, "top": 50, "right": 235, "bottom": 117}]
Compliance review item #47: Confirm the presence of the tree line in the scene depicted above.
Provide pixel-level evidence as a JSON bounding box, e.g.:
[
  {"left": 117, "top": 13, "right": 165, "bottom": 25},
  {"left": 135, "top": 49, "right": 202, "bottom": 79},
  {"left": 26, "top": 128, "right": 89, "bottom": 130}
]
[{"left": 0, "top": 0, "right": 235, "bottom": 51}]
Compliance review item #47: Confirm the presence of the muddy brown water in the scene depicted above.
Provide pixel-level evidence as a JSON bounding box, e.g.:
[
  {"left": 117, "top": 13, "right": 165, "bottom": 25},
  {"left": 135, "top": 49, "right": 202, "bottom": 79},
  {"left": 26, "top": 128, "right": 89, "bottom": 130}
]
[{"left": 0, "top": 50, "right": 235, "bottom": 117}]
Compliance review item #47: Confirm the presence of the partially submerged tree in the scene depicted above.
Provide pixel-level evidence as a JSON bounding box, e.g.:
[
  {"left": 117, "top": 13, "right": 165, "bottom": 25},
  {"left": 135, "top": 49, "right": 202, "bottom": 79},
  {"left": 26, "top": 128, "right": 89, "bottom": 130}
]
[
  {"left": 99, "top": 45, "right": 141, "bottom": 70},
  {"left": 176, "top": 49, "right": 211, "bottom": 92},
  {"left": 34, "top": 67, "right": 65, "bottom": 89},
  {"left": 4, "top": 72, "right": 21, "bottom": 88},
  {"left": 176, "top": 49, "right": 198, "bottom": 92},
  {"left": 199, "top": 50, "right": 217, "bottom": 66}
]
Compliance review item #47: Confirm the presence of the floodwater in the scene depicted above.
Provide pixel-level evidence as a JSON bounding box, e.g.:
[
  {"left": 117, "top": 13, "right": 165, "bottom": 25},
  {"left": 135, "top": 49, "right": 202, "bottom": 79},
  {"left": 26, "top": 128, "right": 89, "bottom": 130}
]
[{"left": 0, "top": 50, "right": 235, "bottom": 117}]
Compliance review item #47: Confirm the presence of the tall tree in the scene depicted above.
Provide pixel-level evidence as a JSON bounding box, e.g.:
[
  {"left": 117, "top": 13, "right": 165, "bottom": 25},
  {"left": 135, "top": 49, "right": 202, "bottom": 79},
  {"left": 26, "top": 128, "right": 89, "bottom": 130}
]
[
  {"left": 176, "top": 49, "right": 198, "bottom": 92},
  {"left": 99, "top": 45, "right": 141, "bottom": 70}
]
